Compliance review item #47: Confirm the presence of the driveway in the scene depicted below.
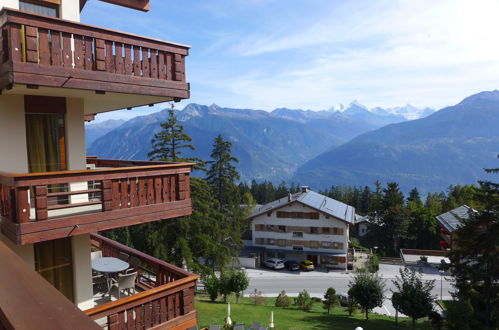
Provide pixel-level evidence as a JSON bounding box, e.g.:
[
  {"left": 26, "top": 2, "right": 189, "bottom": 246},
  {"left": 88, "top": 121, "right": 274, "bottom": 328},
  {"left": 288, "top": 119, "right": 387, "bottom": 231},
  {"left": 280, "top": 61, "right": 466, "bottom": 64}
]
[{"left": 243, "top": 263, "right": 453, "bottom": 317}]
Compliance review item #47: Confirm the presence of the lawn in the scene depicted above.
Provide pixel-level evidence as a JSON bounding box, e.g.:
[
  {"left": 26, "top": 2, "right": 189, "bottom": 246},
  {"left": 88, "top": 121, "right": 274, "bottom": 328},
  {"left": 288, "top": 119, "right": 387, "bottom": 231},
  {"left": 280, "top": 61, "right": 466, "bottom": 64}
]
[{"left": 196, "top": 295, "right": 431, "bottom": 330}]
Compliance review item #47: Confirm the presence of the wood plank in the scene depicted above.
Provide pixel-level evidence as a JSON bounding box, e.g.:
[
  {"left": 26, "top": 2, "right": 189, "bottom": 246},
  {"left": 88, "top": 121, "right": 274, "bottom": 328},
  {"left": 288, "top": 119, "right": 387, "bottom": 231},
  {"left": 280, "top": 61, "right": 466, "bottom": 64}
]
[
  {"left": 167, "top": 295, "right": 174, "bottom": 320},
  {"left": 160, "top": 311, "right": 197, "bottom": 330},
  {"left": 134, "top": 305, "right": 143, "bottom": 329},
  {"left": 61, "top": 32, "right": 72, "bottom": 68},
  {"left": 124, "top": 44, "right": 132, "bottom": 75},
  {"left": 38, "top": 28, "right": 50, "bottom": 65},
  {"left": 115, "top": 42, "right": 124, "bottom": 74},
  {"left": 129, "top": 179, "right": 138, "bottom": 207},
  {"left": 46, "top": 200, "right": 101, "bottom": 211},
  {"left": 184, "top": 175, "right": 190, "bottom": 199},
  {"left": 117, "top": 311, "right": 126, "bottom": 329},
  {"left": 73, "top": 34, "right": 85, "bottom": 69},
  {"left": 133, "top": 46, "right": 141, "bottom": 76},
  {"left": 150, "top": 50, "right": 158, "bottom": 79},
  {"left": 24, "top": 26, "right": 38, "bottom": 63},
  {"left": 126, "top": 309, "right": 134, "bottom": 330},
  {"left": 144, "top": 302, "right": 152, "bottom": 328},
  {"left": 138, "top": 178, "right": 146, "bottom": 206},
  {"left": 175, "top": 292, "right": 181, "bottom": 317},
  {"left": 154, "top": 177, "right": 162, "bottom": 204},
  {"left": 170, "top": 175, "right": 176, "bottom": 202},
  {"left": 15, "top": 187, "right": 29, "bottom": 223},
  {"left": 112, "top": 180, "right": 120, "bottom": 209},
  {"left": 8, "top": 24, "right": 22, "bottom": 63},
  {"left": 152, "top": 300, "right": 160, "bottom": 326},
  {"left": 105, "top": 40, "right": 115, "bottom": 73},
  {"left": 158, "top": 51, "right": 165, "bottom": 80},
  {"left": 165, "top": 52, "right": 173, "bottom": 80},
  {"left": 84, "top": 37, "right": 94, "bottom": 70},
  {"left": 141, "top": 47, "right": 150, "bottom": 77},
  {"left": 50, "top": 31, "right": 62, "bottom": 66},
  {"left": 162, "top": 176, "right": 169, "bottom": 203},
  {"left": 159, "top": 297, "right": 167, "bottom": 323},
  {"left": 108, "top": 314, "right": 118, "bottom": 330},
  {"left": 34, "top": 185, "right": 48, "bottom": 221},
  {"left": 174, "top": 54, "right": 184, "bottom": 82},
  {"left": 102, "top": 179, "right": 112, "bottom": 211},
  {"left": 120, "top": 179, "right": 129, "bottom": 209},
  {"left": 95, "top": 38, "right": 105, "bottom": 71},
  {"left": 146, "top": 178, "right": 154, "bottom": 205}
]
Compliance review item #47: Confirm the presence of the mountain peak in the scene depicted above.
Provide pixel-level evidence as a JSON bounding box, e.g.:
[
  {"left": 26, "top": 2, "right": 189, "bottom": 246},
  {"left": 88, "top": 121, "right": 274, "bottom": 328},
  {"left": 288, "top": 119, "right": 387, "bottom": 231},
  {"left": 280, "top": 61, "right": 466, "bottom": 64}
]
[
  {"left": 458, "top": 90, "right": 499, "bottom": 106},
  {"left": 349, "top": 100, "right": 368, "bottom": 110}
]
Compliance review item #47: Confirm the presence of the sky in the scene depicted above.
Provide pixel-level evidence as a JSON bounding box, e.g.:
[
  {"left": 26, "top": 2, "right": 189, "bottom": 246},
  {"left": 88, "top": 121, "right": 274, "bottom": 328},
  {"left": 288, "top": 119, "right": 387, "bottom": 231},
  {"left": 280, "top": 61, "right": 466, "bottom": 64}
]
[{"left": 81, "top": 0, "right": 499, "bottom": 122}]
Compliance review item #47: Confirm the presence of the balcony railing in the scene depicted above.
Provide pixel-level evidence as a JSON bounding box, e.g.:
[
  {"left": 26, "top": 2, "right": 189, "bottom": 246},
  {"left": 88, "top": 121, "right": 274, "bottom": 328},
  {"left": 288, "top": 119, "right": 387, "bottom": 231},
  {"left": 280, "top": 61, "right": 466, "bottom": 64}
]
[
  {"left": 0, "top": 157, "right": 193, "bottom": 245},
  {"left": 86, "top": 234, "right": 198, "bottom": 329},
  {"left": 0, "top": 8, "right": 189, "bottom": 99}
]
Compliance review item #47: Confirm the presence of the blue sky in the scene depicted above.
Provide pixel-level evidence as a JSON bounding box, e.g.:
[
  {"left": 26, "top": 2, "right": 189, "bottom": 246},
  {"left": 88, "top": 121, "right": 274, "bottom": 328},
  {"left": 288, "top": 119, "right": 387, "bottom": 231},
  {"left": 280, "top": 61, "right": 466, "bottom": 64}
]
[{"left": 82, "top": 0, "right": 499, "bottom": 122}]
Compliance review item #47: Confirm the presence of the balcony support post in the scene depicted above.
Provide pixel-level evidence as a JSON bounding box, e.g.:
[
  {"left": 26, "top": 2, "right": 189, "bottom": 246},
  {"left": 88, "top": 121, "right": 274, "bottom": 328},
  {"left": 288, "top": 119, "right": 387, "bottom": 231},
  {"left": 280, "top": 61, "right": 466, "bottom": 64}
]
[
  {"left": 35, "top": 185, "right": 48, "bottom": 221},
  {"left": 102, "top": 179, "right": 112, "bottom": 211},
  {"left": 15, "top": 187, "right": 30, "bottom": 223}
]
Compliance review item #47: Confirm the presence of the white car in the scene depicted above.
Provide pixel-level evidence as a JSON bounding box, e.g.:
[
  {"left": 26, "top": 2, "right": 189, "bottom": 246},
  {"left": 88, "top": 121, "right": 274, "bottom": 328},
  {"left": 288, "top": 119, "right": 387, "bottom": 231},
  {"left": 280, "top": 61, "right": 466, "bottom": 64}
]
[{"left": 264, "top": 258, "right": 285, "bottom": 270}]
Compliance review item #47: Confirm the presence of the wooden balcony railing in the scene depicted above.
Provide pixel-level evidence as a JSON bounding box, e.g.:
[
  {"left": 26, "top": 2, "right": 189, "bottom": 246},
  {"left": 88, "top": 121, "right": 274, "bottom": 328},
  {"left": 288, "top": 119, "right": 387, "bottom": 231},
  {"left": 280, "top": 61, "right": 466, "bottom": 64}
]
[
  {"left": 0, "top": 8, "right": 189, "bottom": 99},
  {"left": 86, "top": 234, "right": 197, "bottom": 329},
  {"left": 0, "top": 157, "right": 193, "bottom": 245}
]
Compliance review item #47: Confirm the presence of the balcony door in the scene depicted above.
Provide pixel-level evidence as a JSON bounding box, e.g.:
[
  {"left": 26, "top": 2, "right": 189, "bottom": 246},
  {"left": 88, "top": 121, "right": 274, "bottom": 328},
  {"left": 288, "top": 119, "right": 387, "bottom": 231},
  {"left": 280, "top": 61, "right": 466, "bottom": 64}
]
[{"left": 25, "top": 96, "right": 67, "bottom": 173}]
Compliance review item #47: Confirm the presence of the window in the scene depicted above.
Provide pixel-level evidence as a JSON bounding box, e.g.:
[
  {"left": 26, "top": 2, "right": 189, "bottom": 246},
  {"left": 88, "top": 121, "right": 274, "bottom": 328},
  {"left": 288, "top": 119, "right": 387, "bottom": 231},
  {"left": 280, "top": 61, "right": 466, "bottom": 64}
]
[
  {"left": 20, "top": 0, "right": 59, "bottom": 17},
  {"left": 293, "top": 246, "right": 303, "bottom": 251},
  {"left": 322, "top": 227, "right": 330, "bottom": 234},
  {"left": 266, "top": 224, "right": 274, "bottom": 231},
  {"left": 278, "top": 225, "right": 286, "bottom": 232},
  {"left": 310, "top": 241, "right": 318, "bottom": 248},
  {"left": 292, "top": 232, "right": 303, "bottom": 238},
  {"left": 276, "top": 211, "right": 319, "bottom": 219},
  {"left": 277, "top": 239, "right": 286, "bottom": 247},
  {"left": 322, "top": 241, "right": 331, "bottom": 248},
  {"left": 255, "top": 238, "right": 264, "bottom": 244},
  {"left": 255, "top": 224, "right": 264, "bottom": 231},
  {"left": 267, "top": 211, "right": 272, "bottom": 216},
  {"left": 332, "top": 227, "right": 344, "bottom": 235},
  {"left": 310, "top": 227, "right": 318, "bottom": 234},
  {"left": 267, "top": 238, "right": 275, "bottom": 245},
  {"left": 333, "top": 242, "right": 339, "bottom": 249}
]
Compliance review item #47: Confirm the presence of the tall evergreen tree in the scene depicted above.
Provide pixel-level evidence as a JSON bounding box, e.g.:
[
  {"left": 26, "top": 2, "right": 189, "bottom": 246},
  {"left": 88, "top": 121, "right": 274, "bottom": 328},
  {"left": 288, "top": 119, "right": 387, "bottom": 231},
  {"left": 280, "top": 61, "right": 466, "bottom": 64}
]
[
  {"left": 148, "top": 104, "right": 203, "bottom": 168},
  {"left": 206, "top": 134, "right": 240, "bottom": 209}
]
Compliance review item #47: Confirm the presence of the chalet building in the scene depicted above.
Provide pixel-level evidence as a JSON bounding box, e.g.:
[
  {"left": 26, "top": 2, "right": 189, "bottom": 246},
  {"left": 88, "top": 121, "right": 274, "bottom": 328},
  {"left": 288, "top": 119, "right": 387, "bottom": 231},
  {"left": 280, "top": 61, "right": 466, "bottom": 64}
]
[
  {"left": 247, "top": 187, "right": 355, "bottom": 270},
  {"left": 436, "top": 205, "right": 473, "bottom": 250},
  {"left": 0, "top": 1, "right": 197, "bottom": 329},
  {"left": 353, "top": 214, "right": 369, "bottom": 238}
]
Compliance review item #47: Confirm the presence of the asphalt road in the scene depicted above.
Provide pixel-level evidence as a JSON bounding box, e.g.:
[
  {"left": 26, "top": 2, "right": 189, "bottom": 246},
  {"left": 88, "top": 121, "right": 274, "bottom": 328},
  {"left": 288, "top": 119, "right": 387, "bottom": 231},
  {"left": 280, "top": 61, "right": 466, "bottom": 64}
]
[{"left": 242, "top": 264, "right": 454, "bottom": 316}]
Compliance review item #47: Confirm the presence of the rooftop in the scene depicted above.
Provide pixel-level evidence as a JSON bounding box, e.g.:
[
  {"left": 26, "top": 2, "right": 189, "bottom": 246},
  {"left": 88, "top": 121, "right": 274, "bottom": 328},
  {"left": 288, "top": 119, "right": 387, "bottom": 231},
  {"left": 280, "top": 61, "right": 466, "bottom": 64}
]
[{"left": 436, "top": 205, "right": 473, "bottom": 232}]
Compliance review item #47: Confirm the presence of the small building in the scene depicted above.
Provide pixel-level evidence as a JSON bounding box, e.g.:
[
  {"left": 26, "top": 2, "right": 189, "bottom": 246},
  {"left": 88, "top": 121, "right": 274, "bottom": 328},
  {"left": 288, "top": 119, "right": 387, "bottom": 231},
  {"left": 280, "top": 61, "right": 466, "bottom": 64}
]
[
  {"left": 246, "top": 187, "right": 355, "bottom": 270},
  {"left": 353, "top": 214, "right": 370, "bottom": 238},
  {"left": 436, "top": 205, "right": 473, "bottom": 249}
]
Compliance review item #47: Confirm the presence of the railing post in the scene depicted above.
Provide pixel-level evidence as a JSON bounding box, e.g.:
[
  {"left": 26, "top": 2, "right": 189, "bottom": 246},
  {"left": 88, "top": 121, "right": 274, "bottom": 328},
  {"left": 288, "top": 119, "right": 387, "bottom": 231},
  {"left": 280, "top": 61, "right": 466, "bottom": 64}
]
[
  {"left": 34, "top": 185, "right": 48, "bottom": 221},
  {"left": 24, "top": 26, "right": 38, "bottom": 63},
  {"left": 15, "top": 187, "right": 30, "bottom": 223},
  {"left": 8, "top": 23, "right": 22, "bottom": 63}
]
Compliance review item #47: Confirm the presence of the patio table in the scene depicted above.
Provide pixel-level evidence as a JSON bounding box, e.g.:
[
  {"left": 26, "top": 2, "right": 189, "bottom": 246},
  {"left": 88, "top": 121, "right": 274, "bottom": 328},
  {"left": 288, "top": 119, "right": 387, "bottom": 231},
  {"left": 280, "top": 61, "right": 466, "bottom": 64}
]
[{"left": 92, "top": 257, "right": 129, "bottom": 297}]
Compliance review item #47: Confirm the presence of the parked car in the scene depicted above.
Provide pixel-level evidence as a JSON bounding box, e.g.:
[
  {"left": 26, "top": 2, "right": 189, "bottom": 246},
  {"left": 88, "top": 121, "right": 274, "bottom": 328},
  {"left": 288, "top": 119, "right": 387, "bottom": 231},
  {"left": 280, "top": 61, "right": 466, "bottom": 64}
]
[
  {"left": 284, "top": 260, "right": 300, "bottom": 271},
  {"left": 300, "top": 260, "right": 314, "bottom": 271},
  {"left": 337, "top": 293, "right": 351, "bottom": 307},
  {"left": 264, "top": 258, "right": 285, "bottom": 270}
]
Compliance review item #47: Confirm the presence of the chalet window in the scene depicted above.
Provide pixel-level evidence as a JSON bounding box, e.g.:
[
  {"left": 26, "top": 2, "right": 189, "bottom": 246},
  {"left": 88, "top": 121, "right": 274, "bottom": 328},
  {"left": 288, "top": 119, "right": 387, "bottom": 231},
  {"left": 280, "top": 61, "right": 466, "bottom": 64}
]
[
  {"left": 292, "top": 232, "right": 303, "bottom": 238},
  {"left": 308, "top": 213, "right": 320, "bottom": 219},
  {"left": 267, "top": 238, "right": 275, "bottom": 245},
  {"left": 332, "top": 227, "right": 344, "bottom": 235},
  {"left": 267, "top": 211, "right": 272, "bottom": 216},
  {"left": 20, "top": 0, "right": 59, "bottom": 17},
  {"left": 293, "top": 246, "right": 303, "bottom": 251},
  {"left": 277, "top": 239, "right": 286, "bottom": 247},
  {"left": 255, "top": 238, "right": 264, "bottom": 244},
  {"left": 333, "top": 242, "right": 339, "bottom": 249},
  {"left": 310, "top": 227, "right": 318, "bottom": 234},
  {"left": 276, "top": 211, "right": 319, "bottom": 219},
  {"left": 276, "top": 211, "right": 287, "bottom": 218},
  {"left": 322, "top": 241, "right": 331, "bottom": 248},
  {"left": 278, "top": 225, "right": 286, "bottom": 232},
  {"left": 266, "top": 224, "right": 274, "bottom": 231},
  {"left": 310, "top": 241, "right": 318, "bottom": 248},
  {"left": 322, "top": 227, "right": 330, "bottom": 234}
]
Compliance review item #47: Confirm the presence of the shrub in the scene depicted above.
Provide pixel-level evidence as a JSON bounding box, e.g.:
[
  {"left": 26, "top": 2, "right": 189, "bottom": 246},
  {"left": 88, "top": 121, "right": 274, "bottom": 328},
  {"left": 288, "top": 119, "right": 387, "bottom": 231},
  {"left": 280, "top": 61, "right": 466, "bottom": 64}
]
[
  {"left": 323, "top": 287, "right": 338, "bottom": 314},
  {"left": 275, "top": 290, "right": 291, "bottom": 307},
  {"left": 369, "top": 254, "right": 380, "bottom": 273},
  {"left": 249, "top": 288, "right": 266, "bottom": 305},
  {"left": 229, "top": 269, "right": 249, "bottom": 303},
  {"left": 204, "top": 275, "right": 219, "bottom": 302},
  {"left": 346, "top": 300, "right": 359, "bottom": 316},
  {"left": 295, "top": 289, "right": 314, "bottom": 311}
]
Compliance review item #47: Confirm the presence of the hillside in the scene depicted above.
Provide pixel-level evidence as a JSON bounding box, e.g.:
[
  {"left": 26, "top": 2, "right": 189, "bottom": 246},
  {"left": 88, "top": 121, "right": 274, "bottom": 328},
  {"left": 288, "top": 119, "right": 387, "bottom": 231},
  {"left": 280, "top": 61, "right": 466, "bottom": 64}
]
[{"left": 293, "top": 91, "right": 499, "bottom": 194}]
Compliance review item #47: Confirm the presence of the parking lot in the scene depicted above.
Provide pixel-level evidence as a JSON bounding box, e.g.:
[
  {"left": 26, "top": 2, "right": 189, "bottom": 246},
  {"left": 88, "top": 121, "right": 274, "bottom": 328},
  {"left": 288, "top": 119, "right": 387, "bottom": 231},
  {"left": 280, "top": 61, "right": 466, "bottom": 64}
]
[{"left": 242, "top": 263, "right": 453, "bottom": 316}]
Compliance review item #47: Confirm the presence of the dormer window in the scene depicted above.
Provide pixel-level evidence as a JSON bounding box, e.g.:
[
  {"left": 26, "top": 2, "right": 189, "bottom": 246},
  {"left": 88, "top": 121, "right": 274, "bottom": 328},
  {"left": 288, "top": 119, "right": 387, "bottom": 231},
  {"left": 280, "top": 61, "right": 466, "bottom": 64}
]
[{"left": 20, "top": 0, "right": 59, "bottom": 18}]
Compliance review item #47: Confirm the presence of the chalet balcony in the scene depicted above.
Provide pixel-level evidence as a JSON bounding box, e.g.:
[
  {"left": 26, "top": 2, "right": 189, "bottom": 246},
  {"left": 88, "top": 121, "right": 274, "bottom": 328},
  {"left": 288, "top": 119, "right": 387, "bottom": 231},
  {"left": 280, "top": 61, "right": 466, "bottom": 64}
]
[
  {"left": 0, "top": 157, "right": 193, "bottom": 245},
  {"left": 86, "top": 233, "right": 198, "bottom": 330},
  {"left": 0, "top": 8, "right": 189, "bottom": 111}
]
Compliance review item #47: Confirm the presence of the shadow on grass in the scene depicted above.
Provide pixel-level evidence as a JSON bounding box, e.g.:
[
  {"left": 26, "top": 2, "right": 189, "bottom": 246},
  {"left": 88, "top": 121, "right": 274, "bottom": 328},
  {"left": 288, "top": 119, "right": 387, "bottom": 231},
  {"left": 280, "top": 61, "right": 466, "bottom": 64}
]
[{"left": 300, "top": 313, "right": 429, "bottom": 330}]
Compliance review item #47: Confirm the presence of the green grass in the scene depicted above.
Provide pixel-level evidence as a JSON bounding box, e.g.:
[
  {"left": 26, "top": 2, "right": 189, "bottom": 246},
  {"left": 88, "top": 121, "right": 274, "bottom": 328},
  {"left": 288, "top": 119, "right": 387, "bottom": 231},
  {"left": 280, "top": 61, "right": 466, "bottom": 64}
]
[{"left": 196, "top": 295, "right": 431, "bottom": 330}]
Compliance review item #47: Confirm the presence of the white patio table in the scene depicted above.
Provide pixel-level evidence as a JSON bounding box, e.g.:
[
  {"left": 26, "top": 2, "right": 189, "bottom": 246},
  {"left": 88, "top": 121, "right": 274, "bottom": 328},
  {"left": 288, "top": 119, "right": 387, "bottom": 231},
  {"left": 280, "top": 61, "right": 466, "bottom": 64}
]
[{"left": 91, "top": 257, "right": 129, "bottom": 298}]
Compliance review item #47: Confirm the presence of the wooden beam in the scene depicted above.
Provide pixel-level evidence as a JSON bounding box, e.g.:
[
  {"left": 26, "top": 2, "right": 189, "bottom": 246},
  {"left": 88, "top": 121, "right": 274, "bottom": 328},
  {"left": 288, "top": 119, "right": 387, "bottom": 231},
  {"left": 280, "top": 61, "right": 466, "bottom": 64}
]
[
  {"left": 0, "top": 240, "right": 100, "bottom": 329},
  {"left": 98, "top": 0, "right": 150, "bottom": 12}
]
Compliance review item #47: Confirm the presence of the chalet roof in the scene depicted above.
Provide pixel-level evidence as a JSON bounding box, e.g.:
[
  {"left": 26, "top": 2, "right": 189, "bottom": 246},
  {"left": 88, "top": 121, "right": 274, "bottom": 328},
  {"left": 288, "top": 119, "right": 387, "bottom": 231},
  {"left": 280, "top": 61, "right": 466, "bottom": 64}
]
[
  {"left": 247, "top": 188, "right": 355, "bottom": 224},
  {"left": 354, "top": 214, "right": 369, "bottom": 224},
  {"left": 436, "top": 205, "right": 473, "bottom": 232}
]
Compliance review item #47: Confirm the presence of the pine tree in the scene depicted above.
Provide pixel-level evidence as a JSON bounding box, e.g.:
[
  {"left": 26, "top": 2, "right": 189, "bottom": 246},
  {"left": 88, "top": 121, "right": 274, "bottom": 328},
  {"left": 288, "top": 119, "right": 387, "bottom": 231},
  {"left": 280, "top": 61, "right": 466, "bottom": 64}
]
[
  {"left": 148, "top": 104, "right": 203, "bottom": 168},
  {"left": 206, "top": 134, "right": 240, "bottom": 209},
  {"left": 348, "top": 269, "right": 385, "bottom": 320}
]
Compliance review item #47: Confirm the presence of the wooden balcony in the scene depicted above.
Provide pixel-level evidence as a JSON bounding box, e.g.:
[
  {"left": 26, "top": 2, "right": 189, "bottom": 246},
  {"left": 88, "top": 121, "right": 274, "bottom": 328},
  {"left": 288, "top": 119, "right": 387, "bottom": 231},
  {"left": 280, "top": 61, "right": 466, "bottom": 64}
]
[
  {"left": 0, "top": 8, "right": 189, "bottom": 101},
  {"left": 86, "top": 234, "right": 198, "bottom": 330},
  {"left": 0, "top": 157, "right": 193, "bottom": 245}
]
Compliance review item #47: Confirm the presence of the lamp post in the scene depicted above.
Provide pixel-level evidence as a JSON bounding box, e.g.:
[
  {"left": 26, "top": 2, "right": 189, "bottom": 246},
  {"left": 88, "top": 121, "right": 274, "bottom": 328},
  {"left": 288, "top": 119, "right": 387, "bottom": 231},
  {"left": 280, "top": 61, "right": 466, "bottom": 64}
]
[
  {"left": 269, "top": 311, "right": 274, "bottom": 329},
  {"left": 439, "top": 270, "right": 444, "bottom": 300}
]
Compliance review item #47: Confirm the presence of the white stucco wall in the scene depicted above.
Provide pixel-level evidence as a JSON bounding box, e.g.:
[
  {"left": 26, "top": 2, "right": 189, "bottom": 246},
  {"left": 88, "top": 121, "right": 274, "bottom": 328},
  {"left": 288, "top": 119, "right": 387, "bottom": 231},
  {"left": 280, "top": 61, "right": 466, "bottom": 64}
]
[
  {"left": 0, "top": 233, "right": 34, "bottom": 268},
  {"left": 0, "top": 95, "right": 28, "bottom": 173},
  {"left": 60, "top": 0, "right": 80, "bottom": 21},
  {"left": 252, "top": 202, "right": 350, "bottom": 254},
  {"left": 0, "top": 0, "right": 19, "bottom": 10}
]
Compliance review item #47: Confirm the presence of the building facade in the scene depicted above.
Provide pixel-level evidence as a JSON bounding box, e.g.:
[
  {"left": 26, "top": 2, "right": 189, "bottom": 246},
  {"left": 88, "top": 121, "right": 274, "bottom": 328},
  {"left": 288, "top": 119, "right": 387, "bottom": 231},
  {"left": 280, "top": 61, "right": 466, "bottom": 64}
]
[
  {"left": 0, "top": 1, "right": 197, "bottom": 328},
  {"left": 248, "top": 187, "right": 355, "bottom": 270}
]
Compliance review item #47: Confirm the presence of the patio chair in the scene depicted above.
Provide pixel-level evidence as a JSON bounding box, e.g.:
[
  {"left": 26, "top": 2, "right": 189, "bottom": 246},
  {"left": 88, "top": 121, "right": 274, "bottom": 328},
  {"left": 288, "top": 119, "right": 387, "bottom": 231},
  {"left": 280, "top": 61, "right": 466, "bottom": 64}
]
[
  {"left": 112, "top": 271, "right": 137, "bottom": 299},
  {"left": 91, "top": 250, "right": 102, "bottom": 260},
  {"left": 118, "top": 251, "right": 129, "bottom": 262}
]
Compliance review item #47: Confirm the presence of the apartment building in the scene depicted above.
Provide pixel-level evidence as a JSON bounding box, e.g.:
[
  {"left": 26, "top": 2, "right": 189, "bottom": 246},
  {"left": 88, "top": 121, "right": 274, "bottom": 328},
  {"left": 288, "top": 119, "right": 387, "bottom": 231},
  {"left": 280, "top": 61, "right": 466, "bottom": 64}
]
[
  {"left": 247, "top": 187, "right": 355, "bottom": 270},
  {"left": 0, "top": 1, "right": 197, "bottom": 328}
]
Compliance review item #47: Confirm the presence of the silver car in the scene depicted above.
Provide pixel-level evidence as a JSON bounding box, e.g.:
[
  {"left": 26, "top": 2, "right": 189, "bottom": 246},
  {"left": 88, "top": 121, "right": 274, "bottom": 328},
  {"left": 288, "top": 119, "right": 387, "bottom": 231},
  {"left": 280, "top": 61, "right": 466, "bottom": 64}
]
[{"left": 264, "top": 258, "right": 285, "bottom": 270}]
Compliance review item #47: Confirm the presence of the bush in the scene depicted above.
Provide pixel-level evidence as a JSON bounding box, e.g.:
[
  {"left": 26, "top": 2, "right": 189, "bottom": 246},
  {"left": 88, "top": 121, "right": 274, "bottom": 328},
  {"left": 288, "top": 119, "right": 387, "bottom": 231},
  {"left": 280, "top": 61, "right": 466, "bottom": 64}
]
[
  {"left": 275, "top": 290, "right": 291, "bottom": 307},
  {"left": 323, "top": 287, "right": 338, "bottom": 314},
  {"left": 346, "top": 301, "right": 359, "bottom": 316},
  {"left": 204, "top": 275, "right": 219, "bottom": 302},
  {"left": 295, "top": 289, "right": 314, "bottom": 311},
  {"left": 249, "top": 288, "right": 266, "bottom": 305},
  {"left": 369, "top": 254, "right": 380, "bottom": 273}
]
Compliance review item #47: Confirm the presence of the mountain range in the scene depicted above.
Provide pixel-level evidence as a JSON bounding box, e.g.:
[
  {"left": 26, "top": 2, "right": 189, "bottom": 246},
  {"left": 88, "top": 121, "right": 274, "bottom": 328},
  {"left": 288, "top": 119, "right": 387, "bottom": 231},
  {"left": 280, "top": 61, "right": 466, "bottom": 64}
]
[
  {"left": 87, "top": 101, "right": 431, "bottom": 182},
  {"left": 293, "top": 91, "right": 499, "bottom": 194}
]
